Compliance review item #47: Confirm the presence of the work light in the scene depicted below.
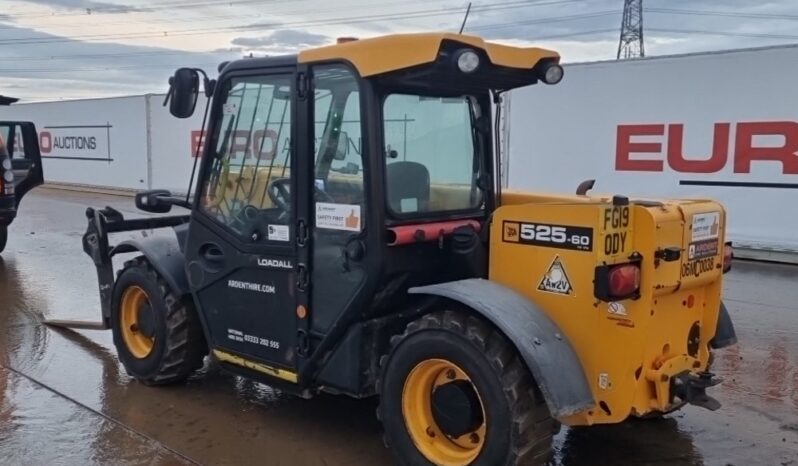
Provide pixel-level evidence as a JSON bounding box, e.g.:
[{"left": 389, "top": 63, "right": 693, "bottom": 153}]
[
  {"left": 456, "top": 50, "right": 480, "bottom": 74},
  {"left": 1, "top": 158, "right": 10, "bottom": 171},
  {"left": 3, "top": 170, "right": 13, "bottom": 183},
  {"left": 541, "top": 63, "right": 564, "bottom": 85}
]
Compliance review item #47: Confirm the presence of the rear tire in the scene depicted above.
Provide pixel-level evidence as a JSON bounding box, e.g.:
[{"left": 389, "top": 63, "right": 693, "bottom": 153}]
[
  {"left": 111, "top": 256, "right": 207, "bottom": 385},
  {"left": 378, "top": 311, "right": 555, "bottom": 466},
  {"left": 0, "top": 226, "right": 7, "bottom": 253}
]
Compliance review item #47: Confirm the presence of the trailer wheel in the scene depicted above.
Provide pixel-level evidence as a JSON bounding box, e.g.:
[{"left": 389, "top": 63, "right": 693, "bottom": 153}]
[
  {"left": 111, "top": 256, "right": 207, "bottom": 385},
  {"left": 0, "top": 226, "right": 7, "bottom": 253},
  {"left": 378, "top": 311, "right": 555, "bottom": 466}
]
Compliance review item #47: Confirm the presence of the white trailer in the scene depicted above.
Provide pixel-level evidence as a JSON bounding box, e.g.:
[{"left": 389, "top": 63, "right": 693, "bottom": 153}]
[{"left": 505, "top": 44, "right": 798, "bottom": 259}]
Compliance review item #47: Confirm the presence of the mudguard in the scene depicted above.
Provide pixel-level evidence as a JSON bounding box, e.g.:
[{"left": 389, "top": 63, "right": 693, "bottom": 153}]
[
  {"left": 409, "top": 278, "right": 595, "bottom": 418},
  {"left": 711, "top": 301, "right": 737, "bottom": 349},
  {"left": 112, "top": 236, "right": 190, "bottom": 297}
]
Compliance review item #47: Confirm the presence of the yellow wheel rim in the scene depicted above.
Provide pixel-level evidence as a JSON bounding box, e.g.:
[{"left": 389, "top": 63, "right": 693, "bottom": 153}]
[
  {"left": 402, "top": 359, "right": 486, "bottom": 466},
  {"left": 120, "top": 286, "right": 155, "bottom": 359}
]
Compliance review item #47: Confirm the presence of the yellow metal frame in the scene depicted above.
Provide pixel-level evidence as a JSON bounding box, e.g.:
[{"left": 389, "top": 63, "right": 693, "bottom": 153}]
[
  {"left": 491, "top": 193, "right": 726, "bottom": 425},
  {"left": 645, "top": 354, "right": 701, "bottom": 412},
  {"left": 299, "top": 33, "right": 559, "bottom": 77}
]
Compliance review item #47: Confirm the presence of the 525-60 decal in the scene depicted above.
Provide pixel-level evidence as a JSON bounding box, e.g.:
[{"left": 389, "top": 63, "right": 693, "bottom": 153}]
[{"left": 503, "top": 221, "right": 593, "bottom": 251}]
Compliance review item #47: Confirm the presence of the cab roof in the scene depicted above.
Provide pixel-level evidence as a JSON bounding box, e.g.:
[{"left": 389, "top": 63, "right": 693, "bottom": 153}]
[
  {"left": 298, "top": 33, "right": 560, "bottom": 78},
  {"left": 221, "top": 33, "right": 560, "bottom": 93}
]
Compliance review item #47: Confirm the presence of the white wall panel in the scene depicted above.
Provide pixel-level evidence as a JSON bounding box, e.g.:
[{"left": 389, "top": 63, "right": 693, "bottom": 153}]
[
  {"left": 0, "top": 96, "right": 149, "bottom": 190},
  {"left": 506, "top": 45, "right": 798, "bottom": 252}
]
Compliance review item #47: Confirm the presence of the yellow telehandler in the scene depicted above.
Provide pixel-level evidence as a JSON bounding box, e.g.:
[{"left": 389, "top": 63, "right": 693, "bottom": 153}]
[{"left": 51, "top": 33, "right": 737, "bottom": 465}]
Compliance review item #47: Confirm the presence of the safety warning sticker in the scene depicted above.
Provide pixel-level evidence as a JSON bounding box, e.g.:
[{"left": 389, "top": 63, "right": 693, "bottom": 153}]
[
  {"left": 267, "top": 224, "right": 290, "bottom": 242},
  {"left": 538, "top": 256, "right": 573, "bottom": 295},
  {"left": 692, "top": 212, "right": 720, "bottom": 242},
  {"left": 316, "top": 202, "right": 361, "bottom": 232}
]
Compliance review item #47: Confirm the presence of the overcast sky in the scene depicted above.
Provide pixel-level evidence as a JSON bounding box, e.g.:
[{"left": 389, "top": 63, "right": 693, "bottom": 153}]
[{"left": 2, "top": 0, "right": 797, "bottom": 101}]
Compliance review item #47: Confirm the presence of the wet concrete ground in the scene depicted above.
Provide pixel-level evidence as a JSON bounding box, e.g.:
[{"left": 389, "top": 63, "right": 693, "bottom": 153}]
[{"left": 1, "top": 188, "right": 797, "bottom": 466}]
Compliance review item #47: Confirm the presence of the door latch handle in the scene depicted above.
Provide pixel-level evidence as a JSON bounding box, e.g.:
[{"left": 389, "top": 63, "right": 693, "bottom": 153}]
[
  {"left": 296, "top": 219, "right": 308, "bottom": 247},
  {"left": 655, "top": 247, "right": 681, "bottom": 262},
  {"left": 296, "top": 263, "right": 309, "bottom": 291}
]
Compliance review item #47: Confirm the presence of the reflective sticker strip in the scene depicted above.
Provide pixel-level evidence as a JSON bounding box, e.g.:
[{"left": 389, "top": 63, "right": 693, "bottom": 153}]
[{"left": 213, "top": 349, "right": 298, "bottom": 383}]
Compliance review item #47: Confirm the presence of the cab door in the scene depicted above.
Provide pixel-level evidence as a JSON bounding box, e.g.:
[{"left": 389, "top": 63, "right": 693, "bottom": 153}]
[
  {"left": 0, "top": 121, "right": 44, "bottom": 208},
  {"left": 307, "top": 64, "right": 371, "bottom": 336},
  {"left": 183, "top": 69, "right": 310, "bottom": 376}
]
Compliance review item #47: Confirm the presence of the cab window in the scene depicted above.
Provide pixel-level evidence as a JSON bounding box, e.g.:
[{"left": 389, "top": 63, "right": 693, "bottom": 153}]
[
  {"left": 383, "top": 94, "right": 483, "bottom": 216},
  {"left": 199, "top": 74, "right": 293, "bottom": 239},
  {"left": 313, "top": 65, "right": 364, "bottom": 230}
]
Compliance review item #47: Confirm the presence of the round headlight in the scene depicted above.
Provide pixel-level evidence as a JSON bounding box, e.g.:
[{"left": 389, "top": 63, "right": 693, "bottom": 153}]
[
  {"left": 456, "top": 50, "right": 480, "bottom": 74},
  {"left": 3, "top": 170, "right": 13, "bottom": 183},
  {"left": 542, "top": 64, "right": 564, "bottom": 85},
  {"left": 1, "top": 158, "right": 11, "bottom": 171}
]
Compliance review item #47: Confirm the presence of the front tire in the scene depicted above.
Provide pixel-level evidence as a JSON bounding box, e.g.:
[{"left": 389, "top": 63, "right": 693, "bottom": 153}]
[
  {"left": 378, "top": 311, "right": 555, "bottom": 466},
  {"left": 111, "top": 257, "right": 207, "bottom": 385}
]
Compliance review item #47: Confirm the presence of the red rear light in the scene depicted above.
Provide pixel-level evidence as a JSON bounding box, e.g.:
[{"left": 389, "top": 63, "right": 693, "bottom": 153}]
[
  {"left": 594, "top": 261, "right": 642, "bottom": 301},
  {"left": 608, "top": 264, "right": 641, "bottom": 297},
  {"left": 723, "top": 242, "right": 733, "bottom": 273}
]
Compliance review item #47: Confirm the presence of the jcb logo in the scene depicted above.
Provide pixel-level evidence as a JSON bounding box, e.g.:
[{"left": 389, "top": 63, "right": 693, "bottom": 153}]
[
  {"left": 503, "top": 222, "right": 520, "bottom": 242},
  {"left": 616, "top": 121, "right": 798, "bottom": 174}
]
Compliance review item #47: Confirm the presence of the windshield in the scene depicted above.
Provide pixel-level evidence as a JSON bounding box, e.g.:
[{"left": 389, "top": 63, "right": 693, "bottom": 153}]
[{"left": 383, "top": 94, "right": 484, "bottom": 215}]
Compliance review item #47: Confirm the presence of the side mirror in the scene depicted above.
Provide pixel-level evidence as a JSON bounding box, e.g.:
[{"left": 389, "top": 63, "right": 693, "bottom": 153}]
[
  {"left": 334, "top": 131, "right": 349, "bottom": 161},
  {"left": 135, "top": 189, "right": 190, "bottom": 213},
  {"left": 167, "top": 68, "right": 200, "bottom": 119}
]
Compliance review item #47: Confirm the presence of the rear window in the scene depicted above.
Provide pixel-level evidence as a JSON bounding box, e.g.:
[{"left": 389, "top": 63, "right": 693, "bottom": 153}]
[{"left": 382, "top": 94, "right": 483, "bottom": 216}]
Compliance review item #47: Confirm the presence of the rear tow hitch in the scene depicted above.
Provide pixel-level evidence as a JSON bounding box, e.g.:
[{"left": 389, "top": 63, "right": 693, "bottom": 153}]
[{"left": 673, "top": 371, "right": 722, "bottom": 411}]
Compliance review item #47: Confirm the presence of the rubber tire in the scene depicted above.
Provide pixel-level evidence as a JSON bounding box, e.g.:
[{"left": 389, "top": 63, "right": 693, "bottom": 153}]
[
  {"left": 378, "top": 310, "right": 555, "bottom": 466},
  {"left": 111, "top": 256, "right": 207, "bottom": 385},
  {"left": 0, "top": 226, "right": 6, "bottom": 253}
]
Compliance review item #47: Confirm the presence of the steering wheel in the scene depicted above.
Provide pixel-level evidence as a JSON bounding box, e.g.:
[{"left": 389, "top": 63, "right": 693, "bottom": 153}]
[
  {"left": 267, "top": 178, "right": 335, "bottom": 213},
  {"left": 230, "top": 204, "right": 260, "bottom": 233}
]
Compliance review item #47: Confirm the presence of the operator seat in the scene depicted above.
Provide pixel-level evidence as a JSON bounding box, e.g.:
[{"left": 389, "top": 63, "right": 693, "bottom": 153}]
[{"left": 386, "top": 161, "right": 430, "bottom": 214}]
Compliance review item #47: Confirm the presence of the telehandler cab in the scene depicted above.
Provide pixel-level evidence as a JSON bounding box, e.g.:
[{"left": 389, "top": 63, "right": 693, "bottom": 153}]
[
  {"left": 0, "top": 96, "right": 45, "bottom": 253},
  {"left": 52, "top": 33, "right": 737, "bottom": 465}
]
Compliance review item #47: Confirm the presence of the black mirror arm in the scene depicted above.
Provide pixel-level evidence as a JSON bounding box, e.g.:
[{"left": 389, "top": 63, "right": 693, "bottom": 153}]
[
  {"left": 191, "top": 68, "right": 215, "bottom": 98},
  {"left": 164, "top": 196, "right": 191, "bottom": 209},
  {"left": 163, "top": 78, "right": 175, "bottom": 107}
]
